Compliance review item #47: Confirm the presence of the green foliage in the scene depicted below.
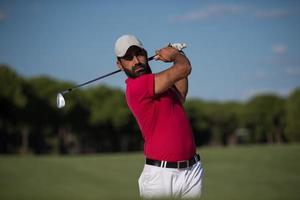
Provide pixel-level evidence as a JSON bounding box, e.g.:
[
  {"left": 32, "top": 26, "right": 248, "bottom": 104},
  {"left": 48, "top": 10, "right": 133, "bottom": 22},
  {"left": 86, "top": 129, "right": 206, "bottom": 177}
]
[
  {"left": 27, "top": 76, "right": 75, "bottom": 109},
  {"left": 203, "top": 101, "right": 238, "bottom": 144},
  {"left": 285, "top": 88, "right": 300, "bottom": 141},
  {"left": 185, "top": 99, "right": 209, "bottom": 130},
  {"left": 185, "top": 99, "right": 211, "bottom": 145},
  {"left": 185, "top": 99, "right": 244, "bottom": 145},
  {"left": 0, "top": 65, "right": 27, "bottom": 107},
  {"left": 1, "top": 65, "right": 300, "bottom": 154},
  {"left": 245, "top": 94, "right": 286, "bottom": 142},
  {"left": 84, "top": 85, "right": 130, "bottom": 128}
]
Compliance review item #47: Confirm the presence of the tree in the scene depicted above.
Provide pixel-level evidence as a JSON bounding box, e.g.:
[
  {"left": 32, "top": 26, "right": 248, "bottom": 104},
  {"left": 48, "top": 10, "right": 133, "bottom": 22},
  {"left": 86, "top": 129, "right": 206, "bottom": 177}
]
[
  {"left": 27, "top": 76, "right": 79, "bottom": 154},
  {"left": 185, "top": 99, "right": 246, "bottom": 146},
  {"left": 245, "top": 94, "right": 286, "bottom": 143},
  {"left": 285, "top": 87, "right": 300, "bottom": 142},
  {"left": 0, "top": 65, "right": 28, "bottom": 153},
  {"left": 83, "top": 85, "right": 135, "bottom": 152},
  {"left": 220, "top": 102, "right": 243, "bottom": 145},
  {"left": 185, "top": 99, "right": 212, "bottom": 146},
  {"left": 202, "top": 101, "right": 242, "bottom": 146}
]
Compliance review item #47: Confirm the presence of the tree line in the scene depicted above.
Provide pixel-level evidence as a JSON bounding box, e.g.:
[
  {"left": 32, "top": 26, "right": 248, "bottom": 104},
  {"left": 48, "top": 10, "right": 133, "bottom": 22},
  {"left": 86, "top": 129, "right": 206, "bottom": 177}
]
[{"left": 1, "top": 65, "right": 300, "bottom": 154}]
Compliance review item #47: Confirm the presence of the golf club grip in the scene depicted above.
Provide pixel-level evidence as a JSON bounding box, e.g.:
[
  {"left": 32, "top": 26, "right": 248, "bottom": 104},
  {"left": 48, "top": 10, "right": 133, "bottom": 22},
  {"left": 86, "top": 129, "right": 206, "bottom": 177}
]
[{"left": 148, "top": 55, "right": 155, "bottom": 61}]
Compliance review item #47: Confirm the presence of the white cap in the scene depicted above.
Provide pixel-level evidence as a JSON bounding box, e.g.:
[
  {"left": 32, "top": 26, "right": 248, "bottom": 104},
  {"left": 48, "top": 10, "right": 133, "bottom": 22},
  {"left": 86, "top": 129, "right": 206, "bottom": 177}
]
[{"left": 114, "top": 34, "right": 143, "bottom": 57}]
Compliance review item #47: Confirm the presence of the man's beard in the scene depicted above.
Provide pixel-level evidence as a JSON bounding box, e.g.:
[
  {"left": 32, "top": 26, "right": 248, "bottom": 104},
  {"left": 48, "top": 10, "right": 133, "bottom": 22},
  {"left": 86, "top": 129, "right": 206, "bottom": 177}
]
[{"left": 124, "top": 63, "right": 152, "bottom": 78}]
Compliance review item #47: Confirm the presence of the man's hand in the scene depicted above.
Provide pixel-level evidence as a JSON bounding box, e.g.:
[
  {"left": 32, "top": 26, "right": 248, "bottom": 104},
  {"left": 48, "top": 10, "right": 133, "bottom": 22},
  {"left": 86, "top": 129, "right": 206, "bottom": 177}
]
[{"left": 154, "top": 46, "right": 182, "bottom": 63}]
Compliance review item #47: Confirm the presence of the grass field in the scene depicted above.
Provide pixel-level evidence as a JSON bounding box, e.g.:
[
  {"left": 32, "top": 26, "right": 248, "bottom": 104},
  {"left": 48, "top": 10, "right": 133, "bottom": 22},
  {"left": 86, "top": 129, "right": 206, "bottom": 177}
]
[{"left": 0, "top": 144, "right": 300, "bottom": 200}]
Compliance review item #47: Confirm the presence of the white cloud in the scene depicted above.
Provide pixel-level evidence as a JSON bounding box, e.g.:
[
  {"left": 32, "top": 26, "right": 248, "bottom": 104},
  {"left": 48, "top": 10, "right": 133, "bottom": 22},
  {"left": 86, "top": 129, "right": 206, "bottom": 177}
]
[
  {"left": 243, "top": 88, "right": 268, "bottom": 99},
  {"left": 264, "top": 55, "right": 300, "bottom": 67},
  {"left": 272, "top": 44, "right": 287, "bottom": 55},
  {"left": 242, "top": 88, "right": 291, "bottom": 100},
  {"left": 255, "top": 10, "right": 292, "bottom": 19},
  {"left": 170, "top": 4, "right": 245, "bottom": 22},
  {"left": 286, "top": 67, "right": 300, "bottom": 76},
  {"left": 170, "top": 4, "right": 295, "bottom": 23},
  {"left": 254, "top": 71, "right": 268, "bottom": 80}
]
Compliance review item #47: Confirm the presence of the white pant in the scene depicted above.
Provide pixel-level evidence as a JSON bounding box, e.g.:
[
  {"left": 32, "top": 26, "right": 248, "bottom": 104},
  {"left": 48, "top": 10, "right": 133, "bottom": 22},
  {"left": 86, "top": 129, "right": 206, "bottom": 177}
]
[{"left": 138, "top": 160, "right": 204, "bottom": 199}]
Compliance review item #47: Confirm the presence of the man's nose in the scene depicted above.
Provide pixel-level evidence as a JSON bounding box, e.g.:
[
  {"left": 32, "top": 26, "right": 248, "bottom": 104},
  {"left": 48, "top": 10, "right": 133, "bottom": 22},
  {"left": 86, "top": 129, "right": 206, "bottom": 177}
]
[{"left": 132, "top": 55, "right": 139, "bottom": 64}]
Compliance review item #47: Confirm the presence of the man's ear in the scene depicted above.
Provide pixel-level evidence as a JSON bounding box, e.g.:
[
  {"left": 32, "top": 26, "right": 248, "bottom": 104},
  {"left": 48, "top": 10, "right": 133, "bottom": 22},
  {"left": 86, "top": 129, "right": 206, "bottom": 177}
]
[{"left": 116, "top": 60, "right": 124, "bottom": 70}]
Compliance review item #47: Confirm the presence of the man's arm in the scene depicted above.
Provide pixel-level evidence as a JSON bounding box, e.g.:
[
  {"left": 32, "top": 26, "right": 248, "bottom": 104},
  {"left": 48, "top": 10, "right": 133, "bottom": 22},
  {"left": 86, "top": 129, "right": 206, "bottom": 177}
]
[
  {"left": 154, "top": 47, "right": 191, "bottom": 97},
  {"left": 173, "top": 78, "right": 188, "bottom": 103}
]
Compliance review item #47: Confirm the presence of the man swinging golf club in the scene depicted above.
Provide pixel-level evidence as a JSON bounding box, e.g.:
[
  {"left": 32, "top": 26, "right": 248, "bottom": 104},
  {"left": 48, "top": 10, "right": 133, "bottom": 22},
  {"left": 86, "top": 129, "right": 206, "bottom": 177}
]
[{"left": 115, "top": 34, "right": 204, "bottom": 199}]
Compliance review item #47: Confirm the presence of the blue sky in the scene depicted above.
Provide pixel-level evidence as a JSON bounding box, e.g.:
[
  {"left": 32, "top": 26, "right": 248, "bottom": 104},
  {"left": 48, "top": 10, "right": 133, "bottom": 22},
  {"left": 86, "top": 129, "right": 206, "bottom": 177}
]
[{"left": 0, "top": 0, "right": 300, "bottom": 101}]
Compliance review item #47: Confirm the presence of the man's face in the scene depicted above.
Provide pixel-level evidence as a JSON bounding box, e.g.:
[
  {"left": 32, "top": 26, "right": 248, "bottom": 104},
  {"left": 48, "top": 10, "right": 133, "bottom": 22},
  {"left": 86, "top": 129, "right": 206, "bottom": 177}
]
[{"left": 117, "top": 46, "right": 152, "bottom": 78}]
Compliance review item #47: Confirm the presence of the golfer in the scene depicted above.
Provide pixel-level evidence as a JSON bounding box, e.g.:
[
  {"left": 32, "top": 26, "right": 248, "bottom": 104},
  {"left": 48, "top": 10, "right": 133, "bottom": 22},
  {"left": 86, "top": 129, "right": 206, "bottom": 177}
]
[{"left": 115, "top": 34, "right": 204, "bottom": 199}]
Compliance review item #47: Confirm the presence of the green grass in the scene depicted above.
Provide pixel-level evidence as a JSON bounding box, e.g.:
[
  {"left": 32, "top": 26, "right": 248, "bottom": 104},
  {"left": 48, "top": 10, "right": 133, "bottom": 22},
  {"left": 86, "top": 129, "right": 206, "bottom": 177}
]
[{"left": 0, "top": 144, "right": 300, "bottom": 200}]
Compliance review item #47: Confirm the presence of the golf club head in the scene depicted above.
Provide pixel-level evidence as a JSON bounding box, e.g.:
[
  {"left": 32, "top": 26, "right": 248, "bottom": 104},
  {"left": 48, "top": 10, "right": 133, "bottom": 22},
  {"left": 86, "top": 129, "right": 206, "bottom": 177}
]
[{"left": 57, "top": 93, "right": 65, "bottom": 109}]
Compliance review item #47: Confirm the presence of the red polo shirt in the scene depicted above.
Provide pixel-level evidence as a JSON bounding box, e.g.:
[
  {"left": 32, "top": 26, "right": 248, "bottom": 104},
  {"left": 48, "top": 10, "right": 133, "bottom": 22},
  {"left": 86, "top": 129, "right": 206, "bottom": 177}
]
[{"left": 125, "top": 73, "right": 196, "bottom": 162}]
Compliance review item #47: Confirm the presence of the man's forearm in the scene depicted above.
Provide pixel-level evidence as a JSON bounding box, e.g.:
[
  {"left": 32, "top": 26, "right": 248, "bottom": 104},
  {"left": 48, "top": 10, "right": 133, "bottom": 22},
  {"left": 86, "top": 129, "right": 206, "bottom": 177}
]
[
  {"left": 174, "top": 77, "right": 188, "bottom": 103},
  {"left": 154, "top": 47, "right": 191, "bottom": 96},
  {"left": 173, "top": 52, "right": 190, "bottom": 103}
]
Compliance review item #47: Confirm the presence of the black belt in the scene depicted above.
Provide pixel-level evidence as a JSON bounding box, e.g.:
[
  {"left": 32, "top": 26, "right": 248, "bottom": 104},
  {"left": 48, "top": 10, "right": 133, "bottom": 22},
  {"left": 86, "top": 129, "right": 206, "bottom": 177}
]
[{"left": 146, "top": 154, "right": 200, "bottom": 169}]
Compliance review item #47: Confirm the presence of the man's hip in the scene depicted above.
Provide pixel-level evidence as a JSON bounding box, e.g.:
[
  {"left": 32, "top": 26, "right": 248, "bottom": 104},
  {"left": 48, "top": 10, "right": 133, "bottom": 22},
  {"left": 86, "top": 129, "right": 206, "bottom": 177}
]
[{"left": 138, "top": 155, "right": 204, "bottom": 199}]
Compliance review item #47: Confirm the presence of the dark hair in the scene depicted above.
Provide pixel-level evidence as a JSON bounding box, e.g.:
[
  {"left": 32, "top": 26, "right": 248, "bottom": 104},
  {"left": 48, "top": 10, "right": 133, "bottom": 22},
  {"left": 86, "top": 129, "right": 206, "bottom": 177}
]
[{"left": 117, "top": 46, "right": 147, "bottom": 61}]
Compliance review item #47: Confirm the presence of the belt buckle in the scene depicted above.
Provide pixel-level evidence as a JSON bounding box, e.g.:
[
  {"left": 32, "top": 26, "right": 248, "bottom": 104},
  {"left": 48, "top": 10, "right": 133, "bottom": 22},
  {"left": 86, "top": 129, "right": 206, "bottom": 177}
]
[{"left": 177, "top": 160, "right": 189, "bottom": 169}]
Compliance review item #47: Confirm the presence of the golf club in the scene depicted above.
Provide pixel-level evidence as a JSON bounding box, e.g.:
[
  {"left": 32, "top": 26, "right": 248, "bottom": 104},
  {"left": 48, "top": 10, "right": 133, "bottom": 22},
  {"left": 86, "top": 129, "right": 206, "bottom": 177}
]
[{"left": 57, "top": 43, "right": 187, "bottom": 109}]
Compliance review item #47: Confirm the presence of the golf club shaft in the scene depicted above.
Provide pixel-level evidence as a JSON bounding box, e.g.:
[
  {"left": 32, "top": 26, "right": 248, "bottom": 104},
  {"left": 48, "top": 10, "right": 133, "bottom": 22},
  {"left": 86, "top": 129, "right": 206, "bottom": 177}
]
[{"left": 61, "top": 55, "right": 155, "bottom": 94}]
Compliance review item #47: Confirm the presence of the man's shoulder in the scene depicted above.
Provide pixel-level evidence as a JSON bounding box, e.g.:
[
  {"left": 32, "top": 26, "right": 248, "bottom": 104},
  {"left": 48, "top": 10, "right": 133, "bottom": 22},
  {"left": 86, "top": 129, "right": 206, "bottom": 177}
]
[
  {"left": 126, "top": 74, "right": 155, "bottom": 99},
  {"left": 126, "top": 74, "right": 154, "bottom": 89},
  {"left": 126, "top": 73, "right": 154, "bottom": 84}
]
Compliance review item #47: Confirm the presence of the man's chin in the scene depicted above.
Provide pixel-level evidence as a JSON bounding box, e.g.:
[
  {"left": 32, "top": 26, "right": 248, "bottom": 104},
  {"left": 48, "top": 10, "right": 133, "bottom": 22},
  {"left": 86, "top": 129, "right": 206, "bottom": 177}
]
[
  {"left": 135, "top": 70, "right": 148, "bottom": 77},
  {"left": 124, "top": 66, "right": 152, "bottom": 78}
]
